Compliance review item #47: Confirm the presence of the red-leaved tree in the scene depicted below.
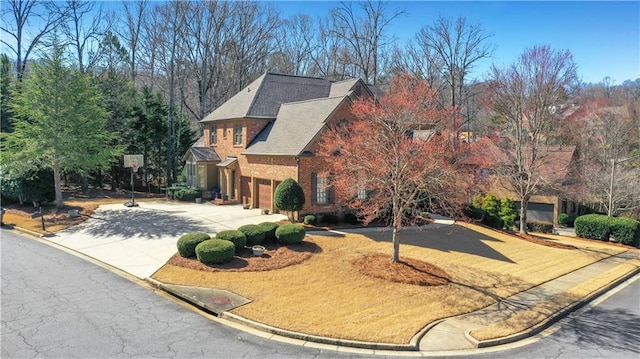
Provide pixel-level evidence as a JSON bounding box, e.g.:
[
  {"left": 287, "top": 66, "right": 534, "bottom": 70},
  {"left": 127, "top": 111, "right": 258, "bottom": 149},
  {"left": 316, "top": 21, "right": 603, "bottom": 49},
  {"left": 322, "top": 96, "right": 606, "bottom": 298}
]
[{"left": 317, "top": 74, "right": 473, "bottom": 263}]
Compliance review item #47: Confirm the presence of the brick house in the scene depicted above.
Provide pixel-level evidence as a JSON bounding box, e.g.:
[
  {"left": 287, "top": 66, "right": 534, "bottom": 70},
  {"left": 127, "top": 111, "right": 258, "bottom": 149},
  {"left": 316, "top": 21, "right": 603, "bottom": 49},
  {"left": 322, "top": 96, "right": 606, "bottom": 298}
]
[
  {"left": 467, "top": 139, "right": 579, "bottom": 225},
  {"left": 183, "top": 73, "right": 374, "bottom": 214}
]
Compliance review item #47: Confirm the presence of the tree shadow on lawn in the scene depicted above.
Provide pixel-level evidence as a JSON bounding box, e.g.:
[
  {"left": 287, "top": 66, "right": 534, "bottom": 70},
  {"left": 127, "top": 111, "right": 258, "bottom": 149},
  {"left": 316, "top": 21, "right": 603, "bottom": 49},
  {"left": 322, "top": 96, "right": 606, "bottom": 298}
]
[
  {"left": 60, "top": 209, "right": 210, "bottom": 239},
  {"left": 363, "top": 224, "right": 515, "bottom": 263}
]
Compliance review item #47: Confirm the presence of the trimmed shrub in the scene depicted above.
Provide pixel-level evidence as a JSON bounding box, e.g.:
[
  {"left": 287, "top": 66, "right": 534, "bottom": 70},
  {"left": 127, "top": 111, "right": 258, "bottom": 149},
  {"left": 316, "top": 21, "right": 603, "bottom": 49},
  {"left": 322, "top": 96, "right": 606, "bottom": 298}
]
[
  {"left": 215, "top": 230, "right": 247, "bottom": 252},
  {"left": 482, "top": 213, "right": 504, "bottom": 229},
  {"left": 303, "top": 215, "right": 317, "bottom": 225},
  {"left": 526, "top": 221, "right": 554, "bottom": 234},
  {"left": 575, "top": 214, "right": 610, "bottom": 241},
  {"left": 237, "top": 224, "right": 266, "bottom": 246},
  {"left": 320, "top": 214, "right": 339, "bottom": 225},
  {"left": 175, "top": 188, "right": 202, "bottom": 202},
  {"left": 276, "top": 223, "right": 306, "bottom": 244},
  {"left": 463, "top": 205, "right": 486, "bottom": 220},
  {"left": 343, "top": 213, "right": 359, "bottom": 225},
  {"left": 195, "top": 239, "right": 235, "bottom": 264},
  {"left": 609, "top": 217, "right": 640, "bottom": 246},
  {"left": 176, "top": 232, "right": 211, "bottom": 257},
  {"left": 558, "top": 213, "right": 570, "bottom": 226},
  {"left": 258, "top": 222, "right": 279, "bottom": 242},
  {"left": 274, "top": 178, "right": 305, "bottom": 212}
]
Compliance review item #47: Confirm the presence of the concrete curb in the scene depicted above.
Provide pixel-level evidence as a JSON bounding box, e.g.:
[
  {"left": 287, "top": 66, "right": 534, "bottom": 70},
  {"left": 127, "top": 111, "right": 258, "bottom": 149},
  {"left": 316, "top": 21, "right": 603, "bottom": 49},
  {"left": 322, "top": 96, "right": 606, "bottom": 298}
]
[
  {"left": 221, "top": 312, "right": 418, "bottom": 351},
  {"left": 6, "top": 225, "right": 46, "bottom": 238},
  {"left": 466, "top": 265, "right": 640, "bottom": 348}
]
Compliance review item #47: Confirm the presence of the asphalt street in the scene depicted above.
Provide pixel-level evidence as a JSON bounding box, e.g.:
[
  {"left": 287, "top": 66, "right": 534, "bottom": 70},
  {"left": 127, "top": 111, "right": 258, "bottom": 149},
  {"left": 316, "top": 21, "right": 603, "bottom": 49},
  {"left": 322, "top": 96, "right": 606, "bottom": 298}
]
[{"left": 2, "top": 229, "right": 639, "bottom": 359}]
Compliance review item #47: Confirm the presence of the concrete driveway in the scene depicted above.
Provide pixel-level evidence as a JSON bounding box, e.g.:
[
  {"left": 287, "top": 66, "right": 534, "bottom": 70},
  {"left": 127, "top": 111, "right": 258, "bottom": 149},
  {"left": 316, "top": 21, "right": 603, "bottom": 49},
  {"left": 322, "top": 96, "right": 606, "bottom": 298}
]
[{"left": 46, "top": 201, "right": 287, "bottom": 279}]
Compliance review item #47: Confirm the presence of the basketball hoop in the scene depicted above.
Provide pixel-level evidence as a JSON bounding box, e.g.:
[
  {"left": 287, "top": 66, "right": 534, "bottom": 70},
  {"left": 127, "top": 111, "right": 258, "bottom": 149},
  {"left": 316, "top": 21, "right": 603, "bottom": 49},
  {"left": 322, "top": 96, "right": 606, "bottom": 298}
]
[{"left": 131, "top": 163, "right": 140, "bottom": 173}]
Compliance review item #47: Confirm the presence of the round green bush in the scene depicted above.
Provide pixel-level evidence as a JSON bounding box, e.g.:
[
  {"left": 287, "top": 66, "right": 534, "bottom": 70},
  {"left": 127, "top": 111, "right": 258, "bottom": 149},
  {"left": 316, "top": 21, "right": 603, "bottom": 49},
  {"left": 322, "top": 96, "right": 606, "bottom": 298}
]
[
  {"left": 321, "top": 214, "right": 339, "bottom": 225},
  {"left": 303, "top": 215, "right": 317, "bottom": 225},
  {"left": 608, "top": 217, "right": 639, "bottom": 246},
  {"left": 237, "top": 224, "right": 266, "bottom": 246},
  {"left": 176, "top": 232, "right": 211, "bottom": 257},
  {"left": 195, "top": 239, "right": 235, "bottom": 264},
  {"left": 274, "top": 178, "right": 305, "bottom": 212},
  {"left": 215, "top": 230, "right": 247, "bottom": 252},
  {"left": 258, "top": 222, "right": 279, "bottom": 242},
  {"left": 275, "top": 223, "right": 306, "bottom": 244},
  {"left": 558, "top": 213, "right": 570, "bottom": 226}
]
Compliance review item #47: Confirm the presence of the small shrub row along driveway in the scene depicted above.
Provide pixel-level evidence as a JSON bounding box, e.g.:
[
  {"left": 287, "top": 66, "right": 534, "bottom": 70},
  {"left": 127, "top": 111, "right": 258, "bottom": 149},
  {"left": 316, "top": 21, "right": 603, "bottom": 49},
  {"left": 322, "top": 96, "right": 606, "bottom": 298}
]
[{"left": 152, "top": 223, "right": 627, "bottom": 344}]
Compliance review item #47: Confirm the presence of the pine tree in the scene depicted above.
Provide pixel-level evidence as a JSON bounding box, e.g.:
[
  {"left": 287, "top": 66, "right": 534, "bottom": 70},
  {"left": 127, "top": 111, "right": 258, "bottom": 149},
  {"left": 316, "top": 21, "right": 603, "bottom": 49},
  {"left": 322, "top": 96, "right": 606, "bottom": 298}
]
[{"left": 2, "top": 42, "right": 121, "bottom": 208}]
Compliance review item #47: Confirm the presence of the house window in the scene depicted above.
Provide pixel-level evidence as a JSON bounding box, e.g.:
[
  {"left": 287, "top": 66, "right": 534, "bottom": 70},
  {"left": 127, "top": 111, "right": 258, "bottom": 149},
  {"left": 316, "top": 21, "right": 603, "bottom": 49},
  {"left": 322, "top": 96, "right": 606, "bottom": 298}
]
[
  {"left": 210, "top": 125, "right": 217, "bottom": 145},
  {"left": 316, "top": 176, "right": 328, "bottom": 204},
  {"left": 312, "top": 173, "right": 334, "bottom": 205},
  {"left": 357, "top": 186, "right": 367, "bottom": 201},
  {"left": 233, "top": 124, "right": 243, "bottom": 145}
]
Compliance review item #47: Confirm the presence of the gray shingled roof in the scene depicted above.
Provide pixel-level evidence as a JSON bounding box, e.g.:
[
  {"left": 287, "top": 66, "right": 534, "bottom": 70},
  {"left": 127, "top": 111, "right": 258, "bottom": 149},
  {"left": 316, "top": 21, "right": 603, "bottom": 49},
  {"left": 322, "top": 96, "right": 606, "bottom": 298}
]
[
  {"left": 329, "top": 78, "right": 360, "bottom": 97},
  {"left": 243, "top": 96, "right": 348, "bottom": 156},
  {"left": 201, "top": 73, "right": 332, "bottom": 122},
  {"left": 184, "top": 147, "right": 221, "bottom": 162}
]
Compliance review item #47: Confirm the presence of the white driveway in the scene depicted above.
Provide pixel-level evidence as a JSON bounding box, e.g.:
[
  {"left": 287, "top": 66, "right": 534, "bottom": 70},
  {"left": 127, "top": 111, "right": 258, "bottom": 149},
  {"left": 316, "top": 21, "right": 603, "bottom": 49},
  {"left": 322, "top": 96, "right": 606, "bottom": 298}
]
[{"left": 46, "top": 201, "right": 287, "bottom": 279}]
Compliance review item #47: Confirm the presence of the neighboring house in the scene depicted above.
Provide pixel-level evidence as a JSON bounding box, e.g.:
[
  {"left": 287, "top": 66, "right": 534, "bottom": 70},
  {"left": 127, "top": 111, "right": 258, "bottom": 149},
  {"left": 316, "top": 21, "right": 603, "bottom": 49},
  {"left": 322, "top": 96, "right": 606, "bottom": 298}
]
[
  {"left": 467, "top": 139, "right": 579, "bottom": 226},
  {"left": 183, "top": 72, "right": 373, "bottom": 214}
]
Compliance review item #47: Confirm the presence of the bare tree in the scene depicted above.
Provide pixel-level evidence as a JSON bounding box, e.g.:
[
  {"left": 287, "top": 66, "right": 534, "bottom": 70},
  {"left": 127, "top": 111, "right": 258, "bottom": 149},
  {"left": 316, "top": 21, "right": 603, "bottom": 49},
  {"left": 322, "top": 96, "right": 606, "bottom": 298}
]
[
  {"left": 120, "top": 0, "right": 148, "bottom": 82},
  {"left": 330, "top": 0, "right": 404, "bottom": 85},
  {"left": 275, "top": 14, "right": 315, "bottom": 76},
  {"left": 61, "top": 0, "right": 103, "bottom": 73},
  {"left": 1, "top": 0, "right": 68, "bottom": 79},
  {"left": 487, "top": 45, "right": 578, "bottom": 234},
  {"left": 416, "top": 16, "right": 494, "bottom": 109}
]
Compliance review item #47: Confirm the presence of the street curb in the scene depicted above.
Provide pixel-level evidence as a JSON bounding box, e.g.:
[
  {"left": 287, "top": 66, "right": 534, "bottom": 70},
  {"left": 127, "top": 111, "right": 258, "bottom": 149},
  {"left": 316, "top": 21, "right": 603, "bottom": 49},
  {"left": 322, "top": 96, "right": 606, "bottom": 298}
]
[
  {"left": 220, "top": 312, "right": 418, "bottom": 351},
  {"left": 147, "top": 278, "right": 418, "bottom": 351},
  {"left": 466, "top": 265, "right": 640, "bottom": 348},
  {"left": 7, "top": 225, "right": 46, "bottom": 238}
]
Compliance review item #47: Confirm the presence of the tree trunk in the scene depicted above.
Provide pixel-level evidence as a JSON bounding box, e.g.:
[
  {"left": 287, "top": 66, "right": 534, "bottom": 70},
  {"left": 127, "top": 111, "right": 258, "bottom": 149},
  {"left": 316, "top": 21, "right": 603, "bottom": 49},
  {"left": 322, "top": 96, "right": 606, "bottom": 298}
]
[
  {"left": 53, "top": 161, "right": 64, "bottom": 209},
  {"left": 391, "top": 214, "right": 401, "bottom": 263},
  {"left": 519, "top": 196, "right": 529, "bottom": 234}
]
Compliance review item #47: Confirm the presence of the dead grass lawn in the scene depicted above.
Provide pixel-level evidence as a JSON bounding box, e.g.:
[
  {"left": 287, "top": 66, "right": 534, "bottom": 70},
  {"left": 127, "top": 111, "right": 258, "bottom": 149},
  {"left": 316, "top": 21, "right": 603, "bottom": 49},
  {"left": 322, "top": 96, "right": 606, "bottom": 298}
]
[{"left": 153, "top": 222, "right": 628, "bottom": 344}]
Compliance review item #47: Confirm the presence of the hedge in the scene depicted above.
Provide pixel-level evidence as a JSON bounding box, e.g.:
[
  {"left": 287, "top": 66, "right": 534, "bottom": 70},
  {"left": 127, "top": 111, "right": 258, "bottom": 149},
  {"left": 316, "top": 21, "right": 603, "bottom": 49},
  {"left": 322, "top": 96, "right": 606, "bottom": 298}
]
[
  {"left": 195, "top": 240, "right": 235, "bottom": 264},
  {"left": 303, "top": 215, "right": 317, "bottom": 225},
  {"left": 275, "top": 223, "right": 306, "bottom": 244},
  {"left": 575, "top": 214, "right": 612, "bottom": 241},
  {"left": 609, "top": 217, "right": 640, "bottom": 246},
  {"left": 215, "top": 230, "right": 247, "bottom": 252},
  {"left": 176, "top": 232, "right": 210, "bottom": 257},
  {"left": 237, "top": 224, "right": 266, "bottom": 246},
  {"left": 526, "top": 221, "right": 554, "bottom": 234}
]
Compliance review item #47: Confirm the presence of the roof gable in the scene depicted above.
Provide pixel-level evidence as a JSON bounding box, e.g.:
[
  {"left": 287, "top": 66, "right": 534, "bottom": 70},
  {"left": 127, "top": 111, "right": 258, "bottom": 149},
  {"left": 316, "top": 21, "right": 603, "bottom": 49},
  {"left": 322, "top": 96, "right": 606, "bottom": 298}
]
[{"left": 243, "top": 96, "right": 348, "bottom": 156}]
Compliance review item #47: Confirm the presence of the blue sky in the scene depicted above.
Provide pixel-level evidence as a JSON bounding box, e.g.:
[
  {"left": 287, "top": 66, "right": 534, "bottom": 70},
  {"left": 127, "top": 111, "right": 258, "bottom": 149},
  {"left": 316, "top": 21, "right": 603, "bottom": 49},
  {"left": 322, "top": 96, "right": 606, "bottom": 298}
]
[
  {"left": 4, "top": 1, "right": 638, "bottom": 84},
  {"left": 271, "top": 1, "right": 639, "bottom": 84}
]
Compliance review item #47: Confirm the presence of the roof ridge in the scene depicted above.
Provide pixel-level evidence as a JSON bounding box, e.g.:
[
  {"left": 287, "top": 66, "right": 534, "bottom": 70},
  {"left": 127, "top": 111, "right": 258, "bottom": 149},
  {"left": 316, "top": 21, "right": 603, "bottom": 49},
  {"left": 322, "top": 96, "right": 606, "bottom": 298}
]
[
  {"left": 265, "top": 72, "right": 327, "bottom": 81},
  {"left": 246, "top": 73, "right": 269, "bottom": 117},
  {"left": 280, "top": 95, "right": 348, "bottom": 106}
]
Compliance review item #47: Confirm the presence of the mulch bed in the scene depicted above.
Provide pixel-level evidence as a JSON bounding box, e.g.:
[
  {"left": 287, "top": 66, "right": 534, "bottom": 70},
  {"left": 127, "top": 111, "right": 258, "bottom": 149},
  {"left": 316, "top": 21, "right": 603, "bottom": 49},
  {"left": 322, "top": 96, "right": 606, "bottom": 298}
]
[
  {"left": 515, "top": 232, "right": 578, "bottom": 250},
  {"left": 352, "top": 253, "right": 451, "bottom": 286},
  {"left": 166, "top": 239, "right": 318, "bottom": 272}
]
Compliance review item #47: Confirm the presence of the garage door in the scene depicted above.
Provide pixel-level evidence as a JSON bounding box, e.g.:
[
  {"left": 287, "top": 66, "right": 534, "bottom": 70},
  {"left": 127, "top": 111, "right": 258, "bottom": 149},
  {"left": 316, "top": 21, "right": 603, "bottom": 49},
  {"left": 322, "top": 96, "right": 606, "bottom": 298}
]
[
  {"left": 256, "top": 179, "right": 271, "bottom": 209},
  {"left": 240, "top": 176, "right": 252, "bottom": 205},
  {"left": 517, "top": 202, "right": 554, "bottom": 223}
]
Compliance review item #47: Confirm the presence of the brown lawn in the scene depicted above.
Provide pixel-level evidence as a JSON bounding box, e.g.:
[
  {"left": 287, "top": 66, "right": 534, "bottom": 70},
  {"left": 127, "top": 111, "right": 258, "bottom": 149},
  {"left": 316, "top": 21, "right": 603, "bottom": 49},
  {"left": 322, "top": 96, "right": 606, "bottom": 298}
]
[{"left": 152, "top": 222, "right": 629, "bottom": 344}]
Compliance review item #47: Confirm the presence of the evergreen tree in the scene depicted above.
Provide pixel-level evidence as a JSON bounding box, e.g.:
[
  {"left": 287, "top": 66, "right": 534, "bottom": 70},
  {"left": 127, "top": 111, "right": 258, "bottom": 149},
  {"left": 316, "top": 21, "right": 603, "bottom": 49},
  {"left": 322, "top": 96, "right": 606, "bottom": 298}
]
[{"left": 1, "top": 42, "right": 121, "bottom": 209}]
